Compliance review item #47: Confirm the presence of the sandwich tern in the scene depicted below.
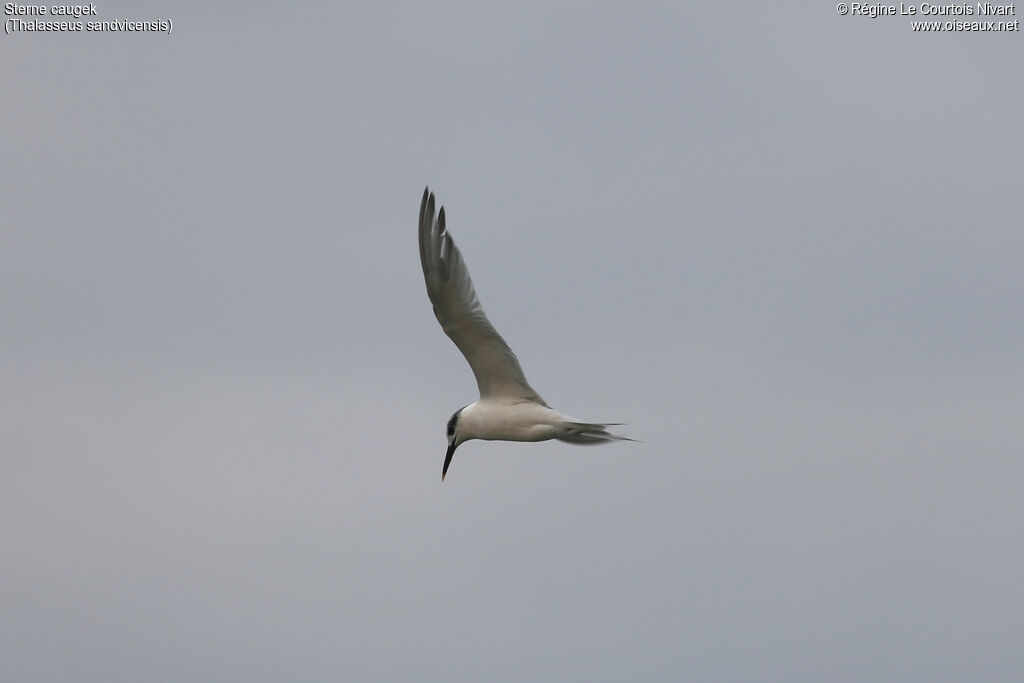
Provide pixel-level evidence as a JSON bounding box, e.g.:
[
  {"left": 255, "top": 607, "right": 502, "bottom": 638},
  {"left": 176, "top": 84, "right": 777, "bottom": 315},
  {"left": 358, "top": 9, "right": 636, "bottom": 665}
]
[{"left": 419, "top": 187, "right": 632, "bottom": 481}]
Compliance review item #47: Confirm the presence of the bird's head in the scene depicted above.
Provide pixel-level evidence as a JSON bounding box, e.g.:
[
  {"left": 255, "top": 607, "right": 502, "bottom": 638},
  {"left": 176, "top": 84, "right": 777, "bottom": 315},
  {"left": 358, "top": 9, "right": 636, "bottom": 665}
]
[{"left": 442, "top": 406, "right": 467, "bottom": 481}]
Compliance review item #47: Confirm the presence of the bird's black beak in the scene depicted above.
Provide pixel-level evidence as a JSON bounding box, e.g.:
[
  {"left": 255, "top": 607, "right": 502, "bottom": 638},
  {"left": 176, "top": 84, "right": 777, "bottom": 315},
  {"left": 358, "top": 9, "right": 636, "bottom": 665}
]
[{"left": 442, "top": 443, "right": 457, "bottom": 482}]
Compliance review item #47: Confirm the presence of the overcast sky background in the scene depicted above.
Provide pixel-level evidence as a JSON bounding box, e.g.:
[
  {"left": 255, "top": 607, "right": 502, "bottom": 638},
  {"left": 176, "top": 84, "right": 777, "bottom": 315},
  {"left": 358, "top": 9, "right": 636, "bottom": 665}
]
[{"left": 3, "top": 2, "right": 1023, "bottom": 681}]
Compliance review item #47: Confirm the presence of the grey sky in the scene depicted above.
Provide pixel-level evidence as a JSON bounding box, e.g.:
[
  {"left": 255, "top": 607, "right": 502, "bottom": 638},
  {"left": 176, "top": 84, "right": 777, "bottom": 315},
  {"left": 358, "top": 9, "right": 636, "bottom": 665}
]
[{"left": 3, "top": 2, "right": 1023, "bottom": 681}]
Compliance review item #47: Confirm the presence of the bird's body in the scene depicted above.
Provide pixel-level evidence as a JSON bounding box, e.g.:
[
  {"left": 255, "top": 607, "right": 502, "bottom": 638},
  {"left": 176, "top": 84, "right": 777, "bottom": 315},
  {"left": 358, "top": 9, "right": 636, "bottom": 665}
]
[
  {"left": 455, "top": 399, "right": 616, "bottom": 444},
  {"left": 456, "top": 399, "right": 560, "bottom": 443},
  {"left": 418, "top": 187, "right": 631, "bottom": 480}
]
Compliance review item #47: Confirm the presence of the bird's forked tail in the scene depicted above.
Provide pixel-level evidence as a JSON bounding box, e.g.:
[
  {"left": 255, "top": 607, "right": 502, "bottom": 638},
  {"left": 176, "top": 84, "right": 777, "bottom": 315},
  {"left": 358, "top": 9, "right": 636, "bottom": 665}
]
[{"left": 555, "top": 420, "right": 635, "bottom": 445}]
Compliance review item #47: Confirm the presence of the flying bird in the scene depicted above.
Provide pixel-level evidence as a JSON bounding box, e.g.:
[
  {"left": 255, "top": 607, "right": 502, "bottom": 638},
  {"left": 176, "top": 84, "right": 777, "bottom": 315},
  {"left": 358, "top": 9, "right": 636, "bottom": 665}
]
[{"left": 419, "top": 187, "right": 632, "bottom": 481}]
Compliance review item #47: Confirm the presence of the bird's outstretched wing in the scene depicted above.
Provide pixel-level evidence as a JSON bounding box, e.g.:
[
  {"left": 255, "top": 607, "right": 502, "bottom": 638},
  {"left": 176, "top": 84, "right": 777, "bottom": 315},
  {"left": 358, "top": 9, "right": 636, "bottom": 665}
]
[{"left": 419, "top": 187, "right": 546, "bottom": 404}]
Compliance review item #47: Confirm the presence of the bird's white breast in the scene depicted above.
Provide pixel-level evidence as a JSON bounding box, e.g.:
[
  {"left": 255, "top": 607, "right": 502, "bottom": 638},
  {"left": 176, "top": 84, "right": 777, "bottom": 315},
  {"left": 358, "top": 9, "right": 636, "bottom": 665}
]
[{"left": 459, "top": 400, "right": 562, "bottom": 442}]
